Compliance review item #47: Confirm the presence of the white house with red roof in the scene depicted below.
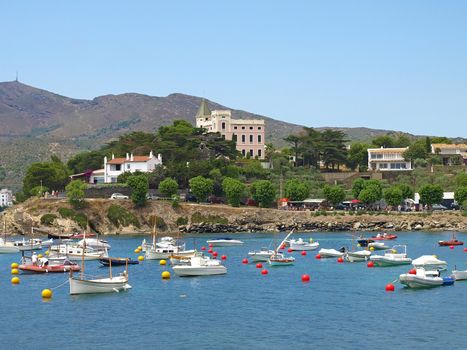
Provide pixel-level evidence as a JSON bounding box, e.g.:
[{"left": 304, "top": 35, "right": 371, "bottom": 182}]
[{"left": 104, "top": 151, "right": 162, "bottom": 183}]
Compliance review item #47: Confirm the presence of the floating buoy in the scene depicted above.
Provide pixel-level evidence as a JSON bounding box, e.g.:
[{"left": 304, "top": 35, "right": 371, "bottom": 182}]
[
  {"left": 11, "top": 277, "right": 20, "bottom": 284},
  {"left": 212, "top": 251, "right": 218, "bottom": 257},
  {"left": 45, "top": 251, "right": 49, "bottom": 256},
  {"left": 261, "top": 269, "right": 268, "bottom": 275},
  {"left": 208, "top": 243, "right": 213, "bottom": 248},
  {"left": 41, "top": 289, "right": 53, "bottom": 299},
  {"left": 315, "top": 254, "right": 321, "bottom": 259},
  {"left": 337, "top": 257, "right": 344, "bottom": 263},
  {"left": 10, "top": 262, "right": 19, "bottom": 269},
  {"left": 301, "top": 251, "right": 307, "bottom": 256},
  {"left": 464, "top": 248, "right": 467, "bottom": 252},
  {"left": 301, "top": 274, "right": 310, "bottom": 282},
  {"left": 11, "top": 268, "right": 19, "bottom": 275},
  {"left": 201, "top": 246, "right": 206, "bottom": 251},
  {"left": 367, "top": 261, "right": 374, "bottom": 268},
  {"left": 256, "top": 263, "right": 263, "bottom": 269},
  {"left": 369, "top": 247, "right": 375, "bottom": 251},
  {"left": 138, "top": 255, "right": 144, "bottom": 261},
  {"left": 242, "top": 258, "right": 249, "bottom": 264},
  {"left": 449, "top": 245, "right": 454, "bottom": 250},
  {"left": 159, "top": 259, "right": 167, "bottom": 266},
  {"left": 391, "top": 249, "right": 397, "bottom": 254},
  {"left": 134, "top": 249, "right": 140, "bottom": 253},
  {"left": 357, "top": 243, "right": 361, "bottom": 247},
  {"left": 161, "top": 271, "right": 171, "bottom": 279},
  {"left": 38, "top": 254, "right": 43, "bottom": 259},
  {"left": 408, "top": 269, "right": 416, "bottom": 275},
  {"left": 280, "top": 244, "right": 286, "bottom": 249},
  {"left": 138, "top": 246, "right": 142, "bottom": 250},
  {"left": 287, "top": 248, "right": 293, "bottom": 253},
  {"left": 208, "top": 249, "right": 213, "bottom": 254},
  {"left": 221, "top": 255, "right": 227, "bottom": 260},
  {"left": 385, "top": 283, "right": 395, "bottom": 292}
]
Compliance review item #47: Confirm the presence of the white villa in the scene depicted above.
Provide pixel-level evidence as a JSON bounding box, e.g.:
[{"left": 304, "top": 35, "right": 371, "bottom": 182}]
[
  {"left": 195, "top": 99, "right": 266, "bottom": 159},
  {"left": 431, "top": 143, "right": 467, "bottom": 166},
  {"left": 103, "top": 151, "right": 162, "bottom": 183},
  {"left": 367, "top": 147, "right": 412, "bottom": 171},
  {"left": 0, "top": 188, "right": 14, "bottom": 207}
]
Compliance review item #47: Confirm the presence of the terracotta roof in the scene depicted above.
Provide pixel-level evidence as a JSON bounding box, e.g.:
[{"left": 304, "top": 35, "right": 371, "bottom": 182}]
[
  {"left": 431, "top": 143, "right": 467, "bottom": 149},
  {"left": 107, "top": 156, "right": 151, "bottom": 165}
]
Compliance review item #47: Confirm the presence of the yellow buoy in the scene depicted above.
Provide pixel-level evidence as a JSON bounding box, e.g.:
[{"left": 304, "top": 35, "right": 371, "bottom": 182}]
[
  {"left": 41, "top": 289, "right": 53, "bottom": 299},
  {"left": 138, "top": 255, "right": 144, "bottom": 261},
  {"left": 11, "top": 277, "right": 20, "bottom": 284},
  {"left": 392, "top": 249, "right": 397, "bottom": 254},
  {"left": 161, "top": 271, "right": 171, "bottom": 279},
  {"left": 45, "top": 251, "right": 50, "bottom": 256},
  {"left": 357, "top": 243, "right": 361, "bottom": 247},
  {"left": 369, "top": 246, "right": 375, "bottom": 251},
  {"left": 10, "top": 262, "right": 19, "bottom": 269},
  {"left": 38, "top": 254, "right": 43, "bottom": 258},
  {"left": 11, "top": 268, "right": 19, "bottom": 275},
  {"left": 159, "top": 259, "right": 167, "bottom": 266},
  {"left": 134, "top": 248, "right": 141, "bottom": 253},
  {"left": 138, "top": 246, "right": 142, "bottom": 250}
]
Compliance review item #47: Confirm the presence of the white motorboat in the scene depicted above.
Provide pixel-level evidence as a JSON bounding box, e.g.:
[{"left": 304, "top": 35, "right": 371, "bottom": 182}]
[
  {"left": 318, "top": 248, "right": 344, "bottom": 258},
  {"left": 145, "top": 245, "right": 195, "bottom": 260},
  {"left": 399, "top": 269, "right": 451, "bottom": 289},
  {"left": 412, "top": 255, "right": 447, "bottom": 271},
  {"left": 368, "top": 242, "right": 389, "bottom": 250},
  {"left": 452, "top": 270, "right": 467, "bottom": 281},
  {"left": 172, "top": 256, "right": 227, "bottom": 276},
  {"left": 370, "top": 245, "right": 412, "bottom": 267},
  {"left": 169, "top": 251, "right": 201, "bottom": 266},
  {"left": 206, "top": 238, "right": 244, "bottom": 247},
  {"left": 289, "top": 238, "right": 319, "bottom": 251},
  {"left": 13, "top": 238, "right": 43, "bottom": 251},
  {"left": 248, "top": 248, "right": 275, "bottom": 262},
  {"left": 345, "top": 250, "right": 371, "bottom": 262},
  {"left": 50, "top": 244, "right": 106, "bottom": 261},
  {"left": 78, "top": 238, "right": 111, "bottom": 250}
]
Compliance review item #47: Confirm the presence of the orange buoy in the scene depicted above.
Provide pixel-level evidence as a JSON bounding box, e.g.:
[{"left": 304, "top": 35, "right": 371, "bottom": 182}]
[
  {"left": 242, "top": 258, "right": 249, "bottom": 264},
  {"left": 367, "top": 261, "right": 374, "bottom": 268},
  {"left": 301, "top": 274, "right": 310, "bottom": 282},
  {"left": 221, "top": 255, "right": 227, "bottom": 260},
  {"left": 201, "top": 246, "right": 206, "bottom": 251},
  {"left": 408, "top": 269, "right": 416, "bottom": 275},
  {"left": 256, "top": 263, "right": 263, "bottom": 269},
  {"left": 301, "top": 251, "right": 307, "bottom": 256},
  {"left": 337, "top": 257, "right": 344, "bottom": 263},
  {"left": 385, "top": 283, "right": 395, "bottom": 292},
  {"left": 315, "top": 254, "right": 321, "bottom": 259},
  {"left": 261, "top": 269, "right": 268, "bottom": 275}
]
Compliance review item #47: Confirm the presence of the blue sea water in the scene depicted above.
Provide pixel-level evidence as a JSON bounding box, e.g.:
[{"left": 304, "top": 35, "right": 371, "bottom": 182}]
[{"left": 1, "top": 231, "right": 466, "bottom": 350}]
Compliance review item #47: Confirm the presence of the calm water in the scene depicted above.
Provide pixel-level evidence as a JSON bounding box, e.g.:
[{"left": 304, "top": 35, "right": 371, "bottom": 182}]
[{"left": 1, "top": 231, "right": 466, "bottom": 350}]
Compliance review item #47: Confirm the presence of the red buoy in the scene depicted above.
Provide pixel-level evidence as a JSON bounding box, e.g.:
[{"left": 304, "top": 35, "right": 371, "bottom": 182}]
[
  {"left": 261, "top": 269, "right": 268, "bottom": 275},
  {"left": 301, "top": 251, "right": 307, "bottom": 256},
  {"left": 212, "top": 251, "right": 218, "bottom": 257},
  {"left": 242, "top": 258, "right": 249, "bottom": 264},
  {"left": 367, "top": 261, "right": 374, "bottom": 268},
  {"left": 337, "top": 257, "right": 344, "bottom": 263},
  {"left": 208, "top": 243, "right": 213, "bottom": 248},
  {"left": 408, "top": 269, "right": 416, "bottom": 275},
  {"left": 201, "top": 246, "right": 206, "bottom": 251},
  {"left": 450, "top": 245, "right": 454, "bottom": 250},
  {"left": 221, "top": 255, "right": 227, "bottom": 260},
  {"left": 256, "top": 263, "right": 263, "bottom": 269},
  {"left": 208, "top": 249, "right": 213, "bottom": 254},
  {"left": 301, "top": 274, "right": 310, "bottom": 282},
  {"left": 280, "top": 244, "right": 286, "bottom": 249},
  {"left": 315, "top": 254, "right": 322, "bottom": 259},
  {"left": 464, "top": 248, "right": 467, "bottom": 252},
  {"left": 385, "top": 283, "right": 395, "bottom": 292},
  {"left": 287, "top": 248, "right": 293, "bottom": 253}
]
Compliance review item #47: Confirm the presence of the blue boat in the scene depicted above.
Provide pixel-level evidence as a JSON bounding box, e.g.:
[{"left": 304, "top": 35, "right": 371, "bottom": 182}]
[{"left": 99, "top": 257, "right": 139, "bottom": 266}]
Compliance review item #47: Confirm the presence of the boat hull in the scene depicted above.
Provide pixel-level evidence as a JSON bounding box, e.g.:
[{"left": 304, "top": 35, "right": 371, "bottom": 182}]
[
  {"left": 289, "top": 241, "right": 319, "bottom": 251},
  {"left": 345, "top": 251, "right": 371, "bottom": 262},
  {"left": 69, "top": 276, "right": 131, "bottom": 295},
  {"left": 248, "top": 251, "right": 274, "bottom": 262},
  {"left": 206, "top": 240, "right": 244, "bottom": 247},
  {"left": 0, "top": 246, "right": 20, "bottom": 254},
  {"left": 19, "top": 264, "right": 81, "bottom": 273},
  {"left": 268, "top": 259, "right": 295, "bottom": 266},
  {"left": 172, "top": 265, "right": 227, "bottom": 276},
  {"left": 99, "top": 257, "right": 139, "bottom": 266},
  {"left": 318, "top": 249, "right": 344, "bottom": 258},
  {"left": 370, "top": 256, "right": 412, "bottom": 267},
  {"left": 438, "top": 241, "right": 463, "bottom": 246},
  {"left": 399, "top": 274, "right": 444, "bottom": 288},
  {"left": 452, "top": 270, "right": 467, "bottom": 281},
  {"left": 145, "top": 249, "right": 195, "bottom": 260}
]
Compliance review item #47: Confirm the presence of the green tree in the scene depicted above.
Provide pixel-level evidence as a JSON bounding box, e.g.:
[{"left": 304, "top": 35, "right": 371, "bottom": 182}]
[
  {"left": 383, "top": 186, "right": 404, "bottom": 208},
  {"left": 403, "top": 141, "right": 428, "bottom": 161},
  {"left": 372, "top": 135, "right": 395, "bottom": 148},
  {"left": 285, "top": 179, "right": 310, "bottom": 201},
  {"left": 395, "top": 183, "right": 414, "bottom": 199},
  {"left": 323, "top": 185, "right": 346, "bottom": 206},
  {"left": 127, "top": 174, "right": 149, "bottom": 207},
  {"left": 347, "top": 143, "right": 369, "bottom": 171},
  {"left": 319, "top": 129, "right": 348, "bottom": 170},
  {"left": 189, "top": 176, "right": 214, "bottom": 202},
  {"left": 358, "top": 185, "right": 382, "bottom": 206},
  {"left": 283, "top": 135, "right": 301, "bottom": 167},
  {"left": 23, "top": 158, "right": 70, "bottom": 196},
  {"left": 418, "top": 184, "right": 443, "bottom": 208},
  {"left": 251, "top": 180, "right": 276, "bottom": 207},
  {"left": 455, "top": 186, "right": 467, "bottom": 206},
  {"left": 66, "top": 180, "right": 87, "bottom": 209},
  {"left": 158, "top": 178, "right": 179, "bottom": 198},
  {"left": 222, "top": 177, "right": 246, "bottom": 207},
  {"left": 352, "top": 178, "right": 366, "bottom": 198}
]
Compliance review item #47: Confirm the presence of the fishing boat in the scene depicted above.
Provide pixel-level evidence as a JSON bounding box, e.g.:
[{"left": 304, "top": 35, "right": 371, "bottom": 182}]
[
  {"left": 438, "top": 233, "right": 464, "bottom": 246},
  {"left": 69, "top": 237, "right": 131, "bottom": 295},
  {"left": 412, "top": 255, "right": 447, "bottom": 271},
  {"left": 19, "top": 255, "right": 80, "bottom": 273},
  {"left": 318, "top": 248, "right": 345, "bottom": 258},
  {"left": 371, "top": 233, "right": 397, "bottom": 240},
  {"left": 399, "top": 269, "right": 455, "bottom": 289},
  {"left": 99, "top": 257, "right": 139, "bottom": 266},
  {"left": 289, "top": 238, "right": 319, "bottom": 251},
  {"left": 172, "top": 255, "right": 227, "bottom": 276},
  {"left": 206, "top": 238, "right": 244, "bottom": 247},
  {"left": 268, "top": 230, "right": 295, "bottom": 266},
  {"left": 144, "top": 223, "right": 193, "bottom": 260},
  {"left": 370, "top": 245, "right": 412, "bottom": 267},
  {"left": 248, "top": 248, "right": 275, "bottom": 262},
  {"left": 452, "top": 269, "right": 467, "bottom": 281}
]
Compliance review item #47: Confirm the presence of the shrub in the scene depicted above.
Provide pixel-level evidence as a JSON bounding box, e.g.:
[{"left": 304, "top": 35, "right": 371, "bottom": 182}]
[
  {"left": 156, "top": 216, "right": 167, "bottom": 230},
  {"left": 176, "top": 216, "right": 188, "bottom": 226},
  {"left": 159, "top": 178, "right": 179, "bottom": 198},
  {"left": 73, "top": 213, "right": 88, "bottom": 229},
  {"left": 107, "top": 204, "right": 140, "bottom": 228},
  {"left": 58, "top": 207, "right": 75, "bottom": 218},
  {"left": 40, "top": 214, "right": 57, "bottom": 225},
  {"left": 191, "top": 212, "right": 228, "bottom": 224}
]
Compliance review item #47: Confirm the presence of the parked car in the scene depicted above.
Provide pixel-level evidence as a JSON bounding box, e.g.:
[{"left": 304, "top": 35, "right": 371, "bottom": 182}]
[
  {"left": 185, "top": 194, "right": 197, "bottom": 202},
  {"left": 208, "top": 196, "right": 225, "bottom": 204},
  {"left": 431, "top": 204, "right": 447, "bottom": 211},
  {"left": 110, "top": 193, "right": 129, "bottom": 200}
]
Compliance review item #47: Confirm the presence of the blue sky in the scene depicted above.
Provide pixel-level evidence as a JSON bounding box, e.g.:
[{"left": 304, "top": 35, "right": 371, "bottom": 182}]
[{"left": 1, "top": 0, "right": 466, "bottom": 137}]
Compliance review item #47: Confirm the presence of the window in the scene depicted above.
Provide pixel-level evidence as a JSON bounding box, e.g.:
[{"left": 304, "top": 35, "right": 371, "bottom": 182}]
[
  {"left": 250, "top": 126, "right": 253, "bottom": 130},
  {"left": 232, "top": 134, "right": 237, "bottom": 142},
  {"left": 221, "top": 122, "right": 226, "bottom": 130},
  {"left": 126, "top": 164, "right": 130, "bottom": 170},
  {"left": 258, "top": 149, "right": 262, "bottom": 158},
  {"left": 234, "top": 126, "right": 237, "bottom": 130},
  {"left": 249, "top": 135, "right": 253, "bottom": 143},
  {"left": 241, "top": 135, "right": 246, "bottom": 143},
  {"left": 250, "top": 149, "right": 254, "bottom": 156},
  {"left": 242, "top": 126, "right": 245, "bottom": 130},
  {"left": 242, "top": 149, "right": 246, "bottom": 156},
  {"left": 258, "top": 135, "right": 262, "bottom": 144},
  {"left": 115, "top": 164, "right": 121, "bottom": 171},
  {"left": 258, "top": 126, "right": 262, "bottom": 130}
]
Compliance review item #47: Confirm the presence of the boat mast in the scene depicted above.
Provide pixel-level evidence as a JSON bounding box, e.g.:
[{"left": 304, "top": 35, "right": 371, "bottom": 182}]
[
  {"left": 80, "top": 231, "right": 86, "bottom": 279},
  {"left": 275, "top": 229, "right": 295, "bottom": 254}
]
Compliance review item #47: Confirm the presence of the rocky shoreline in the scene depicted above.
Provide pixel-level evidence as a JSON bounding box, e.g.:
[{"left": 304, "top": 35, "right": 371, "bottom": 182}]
[{"left": 3, "top": 198, "right": 465, "bottom": 236}]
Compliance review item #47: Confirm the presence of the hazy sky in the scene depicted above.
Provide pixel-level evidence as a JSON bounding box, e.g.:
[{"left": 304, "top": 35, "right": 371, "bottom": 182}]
[{"left": 1, "top": 1, "right": 466, "bottom": 137}]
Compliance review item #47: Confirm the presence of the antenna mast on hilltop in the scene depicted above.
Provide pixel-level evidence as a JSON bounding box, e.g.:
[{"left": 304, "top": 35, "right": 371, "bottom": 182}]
[{"left": 15, "top": 71, "right": 18, "bottom": 82}]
